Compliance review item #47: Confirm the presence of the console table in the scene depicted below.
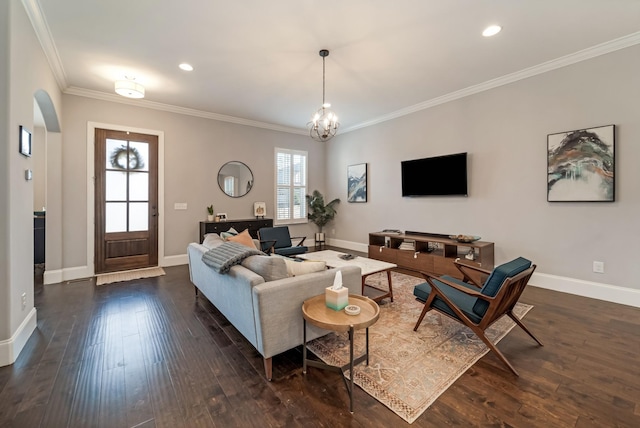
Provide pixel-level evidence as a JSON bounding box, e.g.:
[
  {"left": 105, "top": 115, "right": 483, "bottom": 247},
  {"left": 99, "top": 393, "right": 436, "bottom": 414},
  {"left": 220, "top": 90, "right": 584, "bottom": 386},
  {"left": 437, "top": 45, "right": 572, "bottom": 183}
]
[
  {"left": 199, "top": 218, "right": 273, "bottom": 243},
  {"left": 368, "top": 231, "right": 494, "bottom": 280}
]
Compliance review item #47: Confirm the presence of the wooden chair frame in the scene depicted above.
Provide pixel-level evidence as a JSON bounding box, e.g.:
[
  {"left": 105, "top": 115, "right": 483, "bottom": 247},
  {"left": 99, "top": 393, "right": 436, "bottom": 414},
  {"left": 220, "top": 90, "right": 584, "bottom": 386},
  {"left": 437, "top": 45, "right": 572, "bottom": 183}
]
[{"left": 413, "top": 260, "right": 543, "bottom": 375}]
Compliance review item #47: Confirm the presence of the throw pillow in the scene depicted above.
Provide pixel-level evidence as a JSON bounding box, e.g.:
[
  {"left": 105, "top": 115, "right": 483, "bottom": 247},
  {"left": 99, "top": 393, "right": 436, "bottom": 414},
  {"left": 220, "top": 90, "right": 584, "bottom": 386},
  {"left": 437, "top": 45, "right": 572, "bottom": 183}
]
[
  {"left": 227, "top": 229, "right": 258, "bottom": 249},
  {"left": 241, "top": 255, "right": 288, "bottom": 282},
  {"left": 283, "top": 258, "right": 326, "bottom": 277},
  {"left": 220, "top": 227, "right": 239, "bottom": 240},
  {"left": 202, "top": 233, "right": 224, "bottom": 249}
]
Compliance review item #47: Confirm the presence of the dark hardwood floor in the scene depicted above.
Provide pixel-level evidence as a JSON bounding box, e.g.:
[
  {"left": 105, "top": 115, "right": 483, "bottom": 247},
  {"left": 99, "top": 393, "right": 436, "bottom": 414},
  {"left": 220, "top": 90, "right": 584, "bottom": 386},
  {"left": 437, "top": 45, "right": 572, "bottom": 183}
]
[{"left": 2, "top": 254, "right": 639, "bottom": 427}]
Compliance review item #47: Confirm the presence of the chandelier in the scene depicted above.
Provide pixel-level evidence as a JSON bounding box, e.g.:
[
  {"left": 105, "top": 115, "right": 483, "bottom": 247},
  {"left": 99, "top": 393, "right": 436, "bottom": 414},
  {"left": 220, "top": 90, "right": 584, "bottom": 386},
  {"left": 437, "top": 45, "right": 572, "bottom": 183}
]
[{"left": 308, "top": 49, "right": 339, "bottom": 142}]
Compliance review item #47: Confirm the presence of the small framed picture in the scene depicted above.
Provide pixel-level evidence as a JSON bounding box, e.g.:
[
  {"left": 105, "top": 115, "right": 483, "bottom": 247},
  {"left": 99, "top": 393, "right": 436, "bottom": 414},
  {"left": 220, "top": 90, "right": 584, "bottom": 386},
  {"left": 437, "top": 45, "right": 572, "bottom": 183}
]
[
  {"left": 19, "top": 126, "right": 32, "bottom": 157},
  {"left": 253, "top": 202, "right": 266, "bottom": 217},
  {"left": 217, "top": 213, "right": 228, "bottom": 221}
]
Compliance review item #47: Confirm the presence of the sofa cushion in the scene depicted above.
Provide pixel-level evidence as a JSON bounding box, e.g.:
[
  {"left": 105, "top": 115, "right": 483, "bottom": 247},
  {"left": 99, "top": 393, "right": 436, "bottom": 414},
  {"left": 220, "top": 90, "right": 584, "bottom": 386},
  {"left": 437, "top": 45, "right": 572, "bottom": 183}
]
[
  {"left": 202, "top": 241, "right": 264, "bottom": 274},
  {"left": 413, "top": 277, "right": 482, "bottom": 324},
  {"left": 227, "top": 229, "right": 258, "bottom": 249},
  {"left": 472, "top": 257, "right": 531, "bottom": 317},
  {"left": 241, "top": 255, "right": 288, "bottom": 282},
  {"left": 220, "top": 227, "right": 239, "bottom": 240},
  {"left": 283, "top": 259, "right": 326, "bottom": 277},
  {"left": 202, "top": 233, "right": 224, "bottom": 249}
]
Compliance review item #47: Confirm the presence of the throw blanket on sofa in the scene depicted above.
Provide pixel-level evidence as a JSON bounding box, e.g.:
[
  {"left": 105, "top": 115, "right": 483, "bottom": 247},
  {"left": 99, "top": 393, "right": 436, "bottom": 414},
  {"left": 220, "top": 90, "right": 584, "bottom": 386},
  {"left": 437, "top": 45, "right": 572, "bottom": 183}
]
[{"left": 202, "top": 242, "right": 264, "bottom": 274}]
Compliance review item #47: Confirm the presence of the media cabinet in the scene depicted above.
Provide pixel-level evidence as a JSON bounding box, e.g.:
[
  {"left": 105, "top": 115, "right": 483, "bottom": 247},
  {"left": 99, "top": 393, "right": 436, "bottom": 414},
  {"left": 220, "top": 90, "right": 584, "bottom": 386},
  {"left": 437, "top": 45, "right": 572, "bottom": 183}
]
[{"left": 368, "top": 231, "right": 494, "bottom": 279}]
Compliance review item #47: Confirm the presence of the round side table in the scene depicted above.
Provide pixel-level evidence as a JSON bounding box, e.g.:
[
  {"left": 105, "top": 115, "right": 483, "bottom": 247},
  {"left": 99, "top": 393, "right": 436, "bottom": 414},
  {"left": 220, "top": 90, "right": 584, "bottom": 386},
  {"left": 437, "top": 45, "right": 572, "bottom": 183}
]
[{"left": 302, "top": 294, "right": 380, "bottom": 413}]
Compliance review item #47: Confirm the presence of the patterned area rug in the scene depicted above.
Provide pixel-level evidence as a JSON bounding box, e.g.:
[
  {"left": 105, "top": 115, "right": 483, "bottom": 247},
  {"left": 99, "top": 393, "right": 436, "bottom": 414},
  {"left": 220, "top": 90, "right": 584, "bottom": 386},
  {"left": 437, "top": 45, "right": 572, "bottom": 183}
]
[
  {"left": 307, "top": 271, "right": 532, "bottom": 424},
  {"left": 95, "top": 267, "right": 166, "bottom": 285}
]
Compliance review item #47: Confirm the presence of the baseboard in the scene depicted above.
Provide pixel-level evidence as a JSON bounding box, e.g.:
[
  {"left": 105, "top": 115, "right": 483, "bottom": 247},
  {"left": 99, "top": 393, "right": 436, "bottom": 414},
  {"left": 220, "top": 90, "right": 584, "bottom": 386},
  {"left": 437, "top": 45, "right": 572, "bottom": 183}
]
[
  {"left": 331, "top": 238, "right": 640, "bottom": 308},
  {"left": 43, "top": 265, "right": 92, "bottom": 285},
  {"left": 0, "top": 308, "right": 37, "bottom": 367},
  {"left": 43, "top": 269, "right": 62, "bottom": 284},
  {"left": 162, "top": 254, "right": 188, "bottom": 267},
  {"left": 530, "top": 272, "right": 640, "bottom": 308},
  {"left": 327, "top": 238, "right": 368, "bottom": 254},
  {"left": 42, "top": 256, "right": 191, "bottom": 285}
]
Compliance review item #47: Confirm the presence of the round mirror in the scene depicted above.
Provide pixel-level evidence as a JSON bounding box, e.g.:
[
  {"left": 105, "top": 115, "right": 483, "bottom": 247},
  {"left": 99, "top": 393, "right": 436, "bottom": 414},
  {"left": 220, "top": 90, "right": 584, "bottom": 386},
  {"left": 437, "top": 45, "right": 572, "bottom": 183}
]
[{"left": 217, "top": 161, "right": 254, "bottom": 198}]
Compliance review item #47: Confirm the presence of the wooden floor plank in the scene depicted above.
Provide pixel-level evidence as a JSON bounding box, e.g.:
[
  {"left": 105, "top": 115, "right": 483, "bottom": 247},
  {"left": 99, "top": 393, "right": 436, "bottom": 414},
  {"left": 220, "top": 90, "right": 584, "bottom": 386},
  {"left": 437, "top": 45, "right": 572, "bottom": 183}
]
[{"left": 1, "top": 258, "right": 639, "bottom": 427}]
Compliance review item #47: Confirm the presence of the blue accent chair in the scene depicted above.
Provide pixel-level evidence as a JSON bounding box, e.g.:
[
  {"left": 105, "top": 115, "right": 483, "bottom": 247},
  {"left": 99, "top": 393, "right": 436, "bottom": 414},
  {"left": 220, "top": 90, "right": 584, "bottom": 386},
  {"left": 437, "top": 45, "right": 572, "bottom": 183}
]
[
  {"left": 257, "top": 226, "right": 308, "bottom": 257},
  {"left": 413, "top": 257, "right": 542, "bottom": 375}
]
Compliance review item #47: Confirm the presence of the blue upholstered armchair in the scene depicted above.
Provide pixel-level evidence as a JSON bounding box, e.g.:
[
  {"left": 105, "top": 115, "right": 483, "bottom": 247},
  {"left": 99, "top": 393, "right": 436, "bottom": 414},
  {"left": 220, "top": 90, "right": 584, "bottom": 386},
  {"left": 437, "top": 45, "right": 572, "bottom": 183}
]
[
  {"left": 413, "top": 257, "right": 542, "bottom": 375},
  {"left": 257, "top": 226, "right": 308, "bottom": 257}
]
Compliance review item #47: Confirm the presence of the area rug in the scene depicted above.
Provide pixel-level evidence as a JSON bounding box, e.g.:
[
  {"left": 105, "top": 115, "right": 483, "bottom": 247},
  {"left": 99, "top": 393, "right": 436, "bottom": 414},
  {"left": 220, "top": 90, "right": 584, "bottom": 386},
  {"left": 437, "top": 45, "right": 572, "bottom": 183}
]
[
  {"left": 95, "top": 266, "right": 165, "bottom": 285},
  {"left": 306, "top": 271, "right": 532, "bottom": 424}
]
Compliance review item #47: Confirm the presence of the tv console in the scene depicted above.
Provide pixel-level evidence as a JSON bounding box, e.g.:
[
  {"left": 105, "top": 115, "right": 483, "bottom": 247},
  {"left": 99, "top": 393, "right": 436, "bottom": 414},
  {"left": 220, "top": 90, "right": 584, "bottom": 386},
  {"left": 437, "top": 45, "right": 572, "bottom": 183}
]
[{"left": 368, "top": 231, "right": 494, "bottom": 280}]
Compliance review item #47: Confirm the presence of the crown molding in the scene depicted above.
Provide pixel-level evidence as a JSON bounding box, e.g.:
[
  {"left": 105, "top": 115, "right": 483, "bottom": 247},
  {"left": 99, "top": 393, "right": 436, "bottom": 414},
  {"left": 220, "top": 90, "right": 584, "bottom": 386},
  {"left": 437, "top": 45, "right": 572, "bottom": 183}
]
[
  {"left": 21, "top": 0, "right": 67, "bottom": 90},
  {"left": 343, "top": 31, "right": 640, "bottom": 134},
  {"left": 22, "top": 0, "right": 640, "bottom": 135},
  {"left": 64, "top": 87, "right": 307, "bottom": 135}
]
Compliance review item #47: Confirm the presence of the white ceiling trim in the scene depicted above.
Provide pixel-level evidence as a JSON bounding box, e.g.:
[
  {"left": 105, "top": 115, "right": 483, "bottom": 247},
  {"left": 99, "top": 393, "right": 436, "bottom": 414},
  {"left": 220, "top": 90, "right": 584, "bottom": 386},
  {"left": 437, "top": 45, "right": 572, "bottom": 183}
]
[
  {"left": 343, "top": 31, "right": 640, "bottom": 134},
  {"left": 21, "top": 0, "right": 67, "bottom": 90},
  {"left": 63, "top": 86, "right": 307, "bottom": 136}
]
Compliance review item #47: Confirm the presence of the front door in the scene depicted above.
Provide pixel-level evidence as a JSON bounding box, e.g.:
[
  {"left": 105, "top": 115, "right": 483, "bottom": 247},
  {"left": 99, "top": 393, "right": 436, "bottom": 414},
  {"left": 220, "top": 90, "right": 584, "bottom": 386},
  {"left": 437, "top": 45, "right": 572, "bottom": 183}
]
[{"left": 94, "top": 128, "right": 158, "bottom": 273}]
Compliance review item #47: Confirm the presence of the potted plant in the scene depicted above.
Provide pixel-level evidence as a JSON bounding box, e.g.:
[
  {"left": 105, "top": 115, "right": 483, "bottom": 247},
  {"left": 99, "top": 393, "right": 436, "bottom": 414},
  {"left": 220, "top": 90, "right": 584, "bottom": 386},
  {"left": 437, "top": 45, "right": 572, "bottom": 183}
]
[
  {"left": 306, "top": 190, "right": 340, "bottom": 244},
  {"left": 206, "top": 205, "right": 215, "bottom": 221}
]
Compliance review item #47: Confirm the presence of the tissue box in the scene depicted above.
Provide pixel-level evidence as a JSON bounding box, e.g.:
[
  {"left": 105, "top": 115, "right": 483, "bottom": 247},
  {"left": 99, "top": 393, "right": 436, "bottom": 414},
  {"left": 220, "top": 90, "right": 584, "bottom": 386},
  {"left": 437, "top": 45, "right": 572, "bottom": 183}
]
[{"left": 325, "top": 286, "right": 349, "bottom": 311}]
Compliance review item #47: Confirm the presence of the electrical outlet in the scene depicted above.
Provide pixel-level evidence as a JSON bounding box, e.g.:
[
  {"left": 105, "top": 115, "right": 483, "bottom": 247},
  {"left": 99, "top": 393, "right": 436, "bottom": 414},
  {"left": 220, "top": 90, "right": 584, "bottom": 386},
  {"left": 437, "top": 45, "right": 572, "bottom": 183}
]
[
  {"left": 593, "top": 261, "right": 604, "bottom": 274},
  {"left": 21, "top": 293, "right": 26, "bottom": 310}
]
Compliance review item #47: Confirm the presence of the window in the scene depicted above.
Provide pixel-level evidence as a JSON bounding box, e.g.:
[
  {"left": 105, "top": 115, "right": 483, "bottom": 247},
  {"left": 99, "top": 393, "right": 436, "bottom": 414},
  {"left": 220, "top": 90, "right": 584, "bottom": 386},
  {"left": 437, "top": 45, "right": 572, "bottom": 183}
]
[
  {"left": 275, "top": 148, "right": 307, "bottom": 224},
  {"left": 224, "top": 176, "right": 234, "bottom": 195}
]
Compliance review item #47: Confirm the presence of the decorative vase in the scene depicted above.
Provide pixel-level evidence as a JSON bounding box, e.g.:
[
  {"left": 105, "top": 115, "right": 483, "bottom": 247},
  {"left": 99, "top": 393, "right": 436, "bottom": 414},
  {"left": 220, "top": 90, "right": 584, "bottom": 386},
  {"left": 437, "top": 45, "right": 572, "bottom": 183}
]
[{"left": 207, "top": 214, "right": 214, "bottom": 221}]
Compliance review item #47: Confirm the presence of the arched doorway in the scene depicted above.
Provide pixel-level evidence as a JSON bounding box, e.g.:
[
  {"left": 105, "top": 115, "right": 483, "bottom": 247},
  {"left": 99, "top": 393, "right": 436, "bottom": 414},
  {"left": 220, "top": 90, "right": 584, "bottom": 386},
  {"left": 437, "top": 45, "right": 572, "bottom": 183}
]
[{"left": 32, "top": 89, "right": 61, "bottom": 284}]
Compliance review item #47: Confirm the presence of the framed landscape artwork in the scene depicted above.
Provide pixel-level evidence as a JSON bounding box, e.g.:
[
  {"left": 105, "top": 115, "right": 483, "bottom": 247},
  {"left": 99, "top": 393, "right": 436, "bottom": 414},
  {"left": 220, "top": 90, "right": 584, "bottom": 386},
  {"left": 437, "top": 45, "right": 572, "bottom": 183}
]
[
  {"left": 347, "top": 163, "right": 367, "bottom": 202},
  {"left": 547, "top": 124, "right": 615, "bottom": 202}
]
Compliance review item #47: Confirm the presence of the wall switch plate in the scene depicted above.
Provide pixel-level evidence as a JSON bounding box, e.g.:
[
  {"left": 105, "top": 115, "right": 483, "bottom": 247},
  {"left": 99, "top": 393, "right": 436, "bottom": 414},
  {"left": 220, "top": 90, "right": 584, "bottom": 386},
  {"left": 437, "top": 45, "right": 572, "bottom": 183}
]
[
  {"left": 174, "top": 203, "right": 188, "bottom": 210},
  {"left": 25, "top": 169, "right": 33, "bottom": 181},
  {"left": 21, "top": 292, "right": 27, "bottom": 309},
  {"left": 593, "top": 261, "right": 604, "bottom": 273}
]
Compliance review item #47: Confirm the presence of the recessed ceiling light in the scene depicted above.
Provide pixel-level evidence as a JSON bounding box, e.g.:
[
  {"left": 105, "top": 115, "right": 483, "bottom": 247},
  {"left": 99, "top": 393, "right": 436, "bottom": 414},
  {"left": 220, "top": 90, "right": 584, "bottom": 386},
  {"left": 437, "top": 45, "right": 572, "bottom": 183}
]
[
  {"left": 482, "top": 25, "right": 502, "bottom": 37},
  {"left": 179, "top": 63, "right": 194, "bottom": 71}
]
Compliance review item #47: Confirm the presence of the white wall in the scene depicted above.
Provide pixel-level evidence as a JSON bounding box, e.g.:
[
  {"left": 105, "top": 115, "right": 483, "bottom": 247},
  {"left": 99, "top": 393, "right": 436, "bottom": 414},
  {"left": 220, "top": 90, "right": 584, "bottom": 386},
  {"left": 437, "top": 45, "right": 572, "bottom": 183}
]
[
  {"left": 58, "top": 95, "right": 325, "bottom": 273},
  {"left": 327, "top": 44, "right": 640, "bottom": 295},
  {"left": 1, "top": 0, "right": 62, "bottom": 365},
  {"left": 0, "top": 0, "right": 10, "bottom": 344},
  {"left": 32, "top": 126, "right": 46, "bottom": 210}
]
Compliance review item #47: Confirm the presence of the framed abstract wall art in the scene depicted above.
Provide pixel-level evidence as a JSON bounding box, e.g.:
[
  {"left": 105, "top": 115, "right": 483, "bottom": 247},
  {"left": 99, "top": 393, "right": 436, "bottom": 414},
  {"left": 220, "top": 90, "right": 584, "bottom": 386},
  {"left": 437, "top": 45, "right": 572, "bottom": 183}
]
[
  {"left": 347, "top": 163, "right": 367, "bottom": 202},
  {"left": 547, "top": 125, "right": 615, "bottom": 202}
]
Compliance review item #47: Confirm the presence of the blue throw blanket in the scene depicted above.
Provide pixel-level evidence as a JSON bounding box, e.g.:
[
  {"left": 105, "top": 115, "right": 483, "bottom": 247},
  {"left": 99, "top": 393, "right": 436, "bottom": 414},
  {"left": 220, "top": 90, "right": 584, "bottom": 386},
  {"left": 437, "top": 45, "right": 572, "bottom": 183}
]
[{"left": 201, "top": 242, "right": 264, "bottom": 274}]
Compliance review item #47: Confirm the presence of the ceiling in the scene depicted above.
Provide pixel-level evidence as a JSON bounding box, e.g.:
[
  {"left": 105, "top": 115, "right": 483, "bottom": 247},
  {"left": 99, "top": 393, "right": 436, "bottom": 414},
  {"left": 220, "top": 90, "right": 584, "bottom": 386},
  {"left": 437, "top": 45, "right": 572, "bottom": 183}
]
[{"left": 27, "top": 0, "right": 640, "bottom": 134}]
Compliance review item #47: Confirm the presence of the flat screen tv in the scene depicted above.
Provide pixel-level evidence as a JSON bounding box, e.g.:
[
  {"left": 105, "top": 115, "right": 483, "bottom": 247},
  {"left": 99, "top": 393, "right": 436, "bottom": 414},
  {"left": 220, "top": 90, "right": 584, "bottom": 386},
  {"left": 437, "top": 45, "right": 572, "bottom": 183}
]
[{"left": 401, "top": 152, "right": 468, "bottom": 196}]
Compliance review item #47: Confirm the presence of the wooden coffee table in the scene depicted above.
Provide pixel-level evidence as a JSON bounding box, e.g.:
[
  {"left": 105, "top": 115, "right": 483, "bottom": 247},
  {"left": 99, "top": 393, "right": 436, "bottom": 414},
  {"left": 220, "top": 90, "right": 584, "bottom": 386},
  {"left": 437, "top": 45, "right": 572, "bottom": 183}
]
[
  {"left": 297, "top": 250, "right": 397, "bottom": 303},
  {"left": 302, "top": 294, "right": 380, "bottom": 413}
]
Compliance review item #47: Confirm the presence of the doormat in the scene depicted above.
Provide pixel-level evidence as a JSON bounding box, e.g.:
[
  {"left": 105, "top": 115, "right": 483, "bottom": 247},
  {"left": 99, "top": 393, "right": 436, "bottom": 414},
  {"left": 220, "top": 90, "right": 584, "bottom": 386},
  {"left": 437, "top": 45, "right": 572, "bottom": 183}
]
[
  {"left": 96, "top": 266, "right": 165, "bottom": 285},
  {"left": 307, "top": 271, "right": 533, "bottom": 424}
]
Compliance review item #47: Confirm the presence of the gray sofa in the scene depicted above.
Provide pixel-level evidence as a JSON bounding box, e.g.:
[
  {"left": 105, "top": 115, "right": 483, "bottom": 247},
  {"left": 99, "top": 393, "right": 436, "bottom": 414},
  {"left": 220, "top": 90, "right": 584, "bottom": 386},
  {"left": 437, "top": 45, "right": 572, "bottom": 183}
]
[{"left": 187, "top": 240, "right": 362, "bottom": 380}]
